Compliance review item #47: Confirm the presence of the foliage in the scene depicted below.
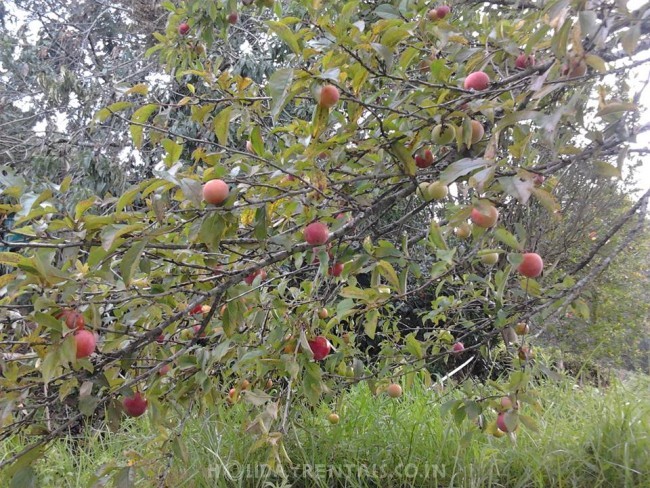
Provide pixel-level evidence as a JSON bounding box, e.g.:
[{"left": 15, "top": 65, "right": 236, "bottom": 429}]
[{"left": 1, "top": 0, "right": 650, "bottom": 482}]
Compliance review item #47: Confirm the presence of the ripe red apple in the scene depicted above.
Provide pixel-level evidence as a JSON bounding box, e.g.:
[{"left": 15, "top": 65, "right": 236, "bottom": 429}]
[
  {"left": 244, "top": 268, "right": 267, "bottom": 285},
  {"left": 202, "top": 179, "right": 229, "bottom": 205},
  {"left": 470, "top": 120, "right": 484, "bottom": 144},
  {"left": 436, "top": 5, "right": 451, "bottom": 18},
  {"left": 192, "top": 325, "right": 207, "bottom": 338},
  {"left": 452, "top": 342, "right": 465, "bottom": 354},
  {"left": 227, "top": 12, "right": 238, "bottom": 24},
  {"left": 304, "top": 221, "right": 330, "bottom": 246},
  {"left": 415, "top": 155, "right": 428, "bottom": 168},
  {"left": 455, "top": 223, "right": 472, "bottom": 239},
  {"left": 122, "top": 392, "right": 148, "bottom": 417},
  {"left": 329, "top": 262, "right": 344, "bottom": 277},
  {"left": 517, "top": 252, "right": 543, "bottom": 278},
  {"left": 318, "top": 84, "right": 340, "bottom": 109},
  {"left": 533, "top": 174, "right": 545, "bottom": 186},
  {"left": 308, "top": 336, "right": 331, "bottom": 360},
  {"left": 75, "top": 330, "right": 96, "bottom": 359},
  {"left": 518, "top": 345, "right": 534, "bottom": 361},
  {"left": 227, "top": 388, "right": 238, "bottom": 402},
  {"left": 464, "top": 71, "right": 490, "bottom": 91},
  {"left": 190, "top": 304, "right": 204, "bottom": 315},
  {"left": 156, "top": 334, "right": 165, "bottom": 344},
  {"left": 387, "top": 383, "right": 403, "bottom": 398},
  {"left": 328, "top": 413, "right": 340, "bottom": 424},
  {"left": 158, "top": 364, "right": 171, "bottom": 376},
  {"left": 496, "top": 412, "right": 512, "bottom": 432},
  {"left": 514, "top": 322, "right": 530, "bottom": 335},
  {"left": 470, "top": 204, "right": 499, "bottom": 228},
  {"left": 58, "top": 309, "right": 85, "bottom": 330},
  {"left": 515, "top": 53, "right": 535, "bottom": 69},
  {"left": 500, "top": 396, "right": 513, "bottom": 410},
  {"left": 178, "top": 22, "right": 190, "bottom": 36},
  {"left": 426, "top": 9, "right": 440, "bottom": 20},
  {"left": 318, "top": 308, "right": 329, "bottom": 319}
]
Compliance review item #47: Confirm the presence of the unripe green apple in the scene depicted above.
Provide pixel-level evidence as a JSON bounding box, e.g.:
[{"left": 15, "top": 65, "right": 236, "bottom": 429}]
[
  {"left": 480, "top": 252, "right": 499, "bottom": 265},
  {"left": 427, "top": 181, "right": 448, "bottom": 200},
  {"left": 432, "top": 123, "right": 455, "bottom": 145}
]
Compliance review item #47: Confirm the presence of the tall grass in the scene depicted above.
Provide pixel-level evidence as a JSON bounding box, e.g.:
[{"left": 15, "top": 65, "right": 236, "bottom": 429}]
[{"left": 2, "top": 376, "right": 649, "bottom": 487}]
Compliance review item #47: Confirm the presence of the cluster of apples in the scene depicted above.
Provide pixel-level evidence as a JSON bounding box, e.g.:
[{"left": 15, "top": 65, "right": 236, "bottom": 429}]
[{"left": 57, "top": 309, "right": 96, "bottom": 359}]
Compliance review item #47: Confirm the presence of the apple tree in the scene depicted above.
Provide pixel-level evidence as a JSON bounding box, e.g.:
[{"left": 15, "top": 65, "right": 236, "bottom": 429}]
[{"left": 1, "top": 0, "right": 649, "bottom": 482}]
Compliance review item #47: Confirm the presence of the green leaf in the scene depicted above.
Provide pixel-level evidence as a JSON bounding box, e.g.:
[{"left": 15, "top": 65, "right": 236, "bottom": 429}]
[
  {"left": 250, "top": 126, "right": 264, "bottom": 155},
  {"left": 621, "top": 24, "right": 641, "bottom": 55},
  {"left": 519, "top": 414, "right": 540, "bottom": 432},
  {"left": 130, "top": 104, "right": 158, "bottom": 148},
  {"left": 11, "top": 467, "right": 37, "bottom": 488},
  {"left": 162, "top": 139, "right": 183, "bottom": 165},
  {"left": 267, "top": 68, "right": 294, "bottom": 120},
  {"left": 364, "top": 309, "right": 379, "bottom": 340},
  {"left": 198, "top": 213, "right": 226, "bottom": 250},
  {"left": 596, "top": 102, "right": 637, "bottom": 117},
  {"left": 438, "top": 158, "right": 490, "bottom": 185},
  {"left": 74, "top": 197, "right": 97, "bottom": 220},
  {"left": 119, "top": 240, "right": 146, "bottom": 286},
  {"left": 95, "top": 101, "right": 133, "bottom": 122},
  {"left": 0, "top": 252, "right": 22, "bottom": 265},
  {"left": 593, "top": 161, "right": 622, "bottom": 179},
  {"left": 390, "top": 141, "right": 415, "bottom": 176},
  {"left": 494, "top": 228, "right": 523, "bottom": 251},
  {"left": 253, "top": 205, "right": 268, "bottom": 241},
  {"left": 405, "top": 333, "right": 424, "bottom": 359},
  {"left": 115, "top": 185, "right": 141, "bottom": 213},
  {"left": 376, "top": 260, "right": 401, "bottom": 293},
  {"left": 267, "top": 21, "right": 301, "bottom": 54},
  {"left": 213, "top": 106, "right": 232, "bottom": 146},
  {"left": 340, "top": 286, "right": 374, "bottom": 301}
]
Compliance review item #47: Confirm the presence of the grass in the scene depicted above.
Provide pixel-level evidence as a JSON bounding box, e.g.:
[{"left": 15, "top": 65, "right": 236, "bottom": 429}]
[{"left": 2, "top": 375, "right": 649, "bottom": 487}]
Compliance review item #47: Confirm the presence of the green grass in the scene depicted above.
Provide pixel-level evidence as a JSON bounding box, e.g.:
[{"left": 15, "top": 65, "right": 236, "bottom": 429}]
[{"left": 2, "top": 376, "right": 650, "bottom": 487}]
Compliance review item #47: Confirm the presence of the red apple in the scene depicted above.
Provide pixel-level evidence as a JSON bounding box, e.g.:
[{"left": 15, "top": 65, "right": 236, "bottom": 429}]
[
  {"left": 517, "top": 252, "right": 543, "bottom": 278},
  {"left": 514, "top": 322, "right": 530, "bottom": 335},
  {"left": 190, "top": 304, "right": 204, "bottom": 315},
  {"left": 156, "top": 334, "right": 165, "bottom": 344},
  {"left": 436, "top": 5, "right": 451, "bottom": 18},
  {"left": 387, "top": 383, "right": 403, "bottom": 398},
  {"left": 178, "top": 22, "right": 190, "bottom": 36},
  {"left": 304, "top": 221, "right": 330, "bottom": 246},
  {"left": 202, "top": 179, "right": 229, "bottom": 205},
  {"left": 227, "top": 12, "right": 238, "bottom": 24},
  {"left": 463, "top": 71, "right": 490, "bottom": 91},
  {"left": 518, "top": 345, "right": 534, "bottom": 361},
  {"left": 426, "top": 9, "right": 439, "bottom": 20},
  {"left": 500, "top": 396, "right": 513, "bottom": 410},
  {"left": 470, "top": 120, "right": 484, "bottom": 144},
  {"left": 193, "top": 325, "right": 206, "bottom": 338},
  {"left": 158, "top": 364, "right": 171, "bottom": 376},
  {"left": 470, "top": 205, "right": 499, "bottom": 228},
  {"left": 533, "top": 174, "right": 545, "bottom": 186},
  {"left": 318, "top": 308, "right": 329, "bottom": 319},
  {"left": 318, "top": 84, "right": 340, "bottom": 109},
  {"left": 58, "top": 309, "right": 85, "bottom": 330},
  {"left": 452, "top": 342, "right": 465, "bottom": 354},
  {"left": 244, "top": 268, "right": 267, "bottom": 285},
  {"left": 328, "top": 262, "right": 344, "bottom": 277},
  {"left": 496, "top": 412, "right": 512, "bottom": 432},
  {"left": 515, "top": 53, "right": 534, "bottom": 69},
  {"left": 75, "top": 329, "right": 96, "bottom": 359},
  {"left": 308, "top": 336, "right": 331, "bottom": 360},
  {"left": 123, "top": 392, "right": 148, "bottom": 417}
]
